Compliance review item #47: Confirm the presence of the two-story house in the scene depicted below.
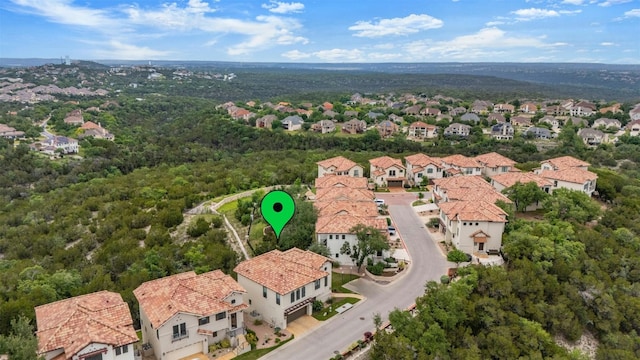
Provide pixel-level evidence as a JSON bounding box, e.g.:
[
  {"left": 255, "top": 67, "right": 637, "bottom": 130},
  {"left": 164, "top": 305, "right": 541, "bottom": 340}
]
[
  {"left": 443, "top": 123, "right": 471, "bottom": 137},
  {"left": 281, "top": 115, "right": 303, "bottom": 131},
  {"left": 0, "top": 123, "right": 25, "bottom": 139},
  {"left": 474, "top": 152, "right": 517, "bottom": 178},
  {"left": 408, "top": 121, "right": 438, "bottom": 140},
  {"left": 316, "top": 156, "right": 363, "bottom": 178},
  {"left": 438, "top": 200, "right": 508, "bottom": 255},
  {"left": 490, "top": 172, "right": 552, "bottom": 210},
  {"left": 134, "top": 270, "right": 247, "bottom": 360},
  {"left": 440, "top": 154, "right": 482, "bottom": 177},
  {"left": 311, "top": 120, "right": 336, "bottom": 134},
  {"left": 432, "top": 176, "right": 511, "bottom": 205},
  {"left": 592, "top": 118, "right": 621, "bottom": 130},
  {"left": 626, "top": 119, "right": 640, "bottom": 137},
  {"left": 369, "top": 156, "right": 406, "bottom": 187},
  {"left": 491, "top": 122, "right": 514, "bottom": 140},
  {"left": 404, "top": 153, "right": 443, "bottom": 185},
  {"left": 35, "top": 291, "right": 138, "bottom": 360},
  {"left": 342, "top": 119, "right": 367, "bottom": 134},
  {"left": 316, "top": 212, "right": 387, "bottom": 265},
  {"left": 234, "top": 249, "right": 332, "bottom": 329},
  {"left": 534, "top": 156, "right": 597, "bottom": 196},
  {"left": 578, "top": 128, "right": 607, "bottom": 147}
]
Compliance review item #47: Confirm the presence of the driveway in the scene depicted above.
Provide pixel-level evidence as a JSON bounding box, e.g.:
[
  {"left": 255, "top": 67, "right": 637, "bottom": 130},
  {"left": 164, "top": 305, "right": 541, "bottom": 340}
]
[{"left": 262, "top": 192, "right": 450, "bottom": 360}]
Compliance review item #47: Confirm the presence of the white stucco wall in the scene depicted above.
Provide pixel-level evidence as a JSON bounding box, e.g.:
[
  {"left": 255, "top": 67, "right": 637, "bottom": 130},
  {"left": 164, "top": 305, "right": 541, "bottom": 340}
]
[
  {"left": 448, "top": 220, "right": 505, "bottom": 254},
  {"left": 318, "top": 165, "right": 363, "bottom": 178},
  {"left": 318, "top": 233, "right": 358, "bottom": 265}
]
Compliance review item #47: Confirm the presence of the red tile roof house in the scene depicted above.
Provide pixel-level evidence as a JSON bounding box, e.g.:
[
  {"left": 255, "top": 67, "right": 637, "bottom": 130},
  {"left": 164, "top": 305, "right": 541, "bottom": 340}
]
[
  {"left": 438, "top": 200, "right": 508, "bottom": 259},
  {"left": 474, "top": 152, "right": 518, "bottom": 178},
  {"left": 314, "top": 175, "right": 368, "bottom": 190},
  {"left": 63, "top": 109, "right": 84, "bottom": 125},
  {"left": 490, "top": 172, "right": 552, "bottom": 211},
  {"left": 369, "top": 156, "right": 406, "bottom": 188},
  {"left": 133, "top": 270, "right": 247, "bottom": 360},
  {"left": 440, "top": 154, "right": 483, "bottom": 176},
  {"left": 234, "top": 249, "right": 332, "bottom": 330},
  {"left": 316, "top": 211, "right": 388, "bottom": 266},
  {"left": 431, "top": 176, "right": 511, "bottom": 205},
  {"left": 534, "top": 156, "right": 598, "bottom": 196},
  {"left": 316, "top": 156, "right": 364, "bottom": 178},
  {"left": 408, "top": 121, "right": 438, "bottom": 140},
  {"left": 404, "top": 153, "right": 443, "bottom": 185},
  {"left": 35, "top": 291, "right": 138, "bottom": 360}
]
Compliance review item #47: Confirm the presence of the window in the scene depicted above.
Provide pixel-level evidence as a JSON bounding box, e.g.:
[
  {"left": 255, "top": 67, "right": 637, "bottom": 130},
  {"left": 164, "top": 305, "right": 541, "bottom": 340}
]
[
  {"left": 263, "top": 286, "right": 267, "bottom": 298},
  {"left": 198, "top": 317, "right": 210, "bottom": 325},
  {"left": 215, "top": 312, "right": 226, "bottom": 321},
  {"left": 290, "top": 292, "right": 295, "bottom": 303},
  {"left": 389, "top": 170, "right": 396, "bottom": 176},
  {"left": 115, "top": 345, "right": 128, "bottom": 356},
  {"left": 276, "top": 293, "right": 280, "bottom": 305},
  {"left": 417, "top": 173, "right": 423, "bottom": 178},
  {"left": 324, "top": 276, "right": 328, "bottom": 287},
  {"left": 335, "top": 253, "right": 339, "bottom": 258},
  {"left": 302, "top": 286, "right": 306, "bottom": 298},
  {"left": 296, "top": 288, "right": 300, "bottom": 300},
  {"left": 354, "top": 169, "right": 359, "bottom": 176},
  {"left": 463, "top": 222, "right": 467, "bottom": 226},
  {"left": 172, "top": 323, "right": 187, "bottom": 341},
  {"left": 329, "top": 235, "right": 333, "bottom": 239},
  {"left": 475, "top": 223, "right": 479, "bottom": 226},
  {"left": 342, "top": 235, "right": 346, "bottom": 240},
  {"left": 231, "top": 299, "right": 236, "bottom": 304},
  {"left": 553, "top": 180, "right": 558, "bottom": 187},
  {"left": 315, "top": 279, "right": 321, "bottom": 289},
  {"left": 426, "top": 168, "right": 433, "bottom": 174},
  {"left": 501, "top": 166, "right": 509, "bottom": 172}
]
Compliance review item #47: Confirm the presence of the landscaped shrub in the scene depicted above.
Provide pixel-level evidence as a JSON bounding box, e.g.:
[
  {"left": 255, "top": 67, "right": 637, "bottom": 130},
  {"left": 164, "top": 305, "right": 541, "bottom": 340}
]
[
  {"left": 253, "top": 319, "right": 263, "bottom": 326},
  {"left": 245, "top": 330, "right": 258, "bottom": 350},
  {"left": 313, "top": 300, "right": 323, "bottom": 312},
  {"left": 367, "top": 262, "right": 385, "bottom": 276},
  {"left": 440, "top": 275, "right": 450, "bottom": 284},
  {"left": 386, "top": 217, "right": 391, "bottom": 226},
  {"left": 220, "top": 338, "right": 231, "bottom": 348}
]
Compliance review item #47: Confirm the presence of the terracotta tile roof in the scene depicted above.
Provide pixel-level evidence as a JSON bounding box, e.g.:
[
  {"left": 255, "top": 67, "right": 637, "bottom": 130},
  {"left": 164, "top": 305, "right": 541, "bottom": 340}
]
[
  {"left": 405, "top": 153, "right": 441, "bottom": 168},
  {"left": 316, "top": 213, "right": 386, "bottom": 234},
  {"left": 539, "top": 168, "right": 597, "bottom": 184},
  {"left": 439, "top": 201, "right": 507, "bottom": 222},
  {"left": 315, "top": 187, "right": 374, "bottom": 202},
  {"left": 35, "top": 291, "right": 138, "bottom": 359},
  {"left": 434, "top": 176, "right": 511, "bottom": 204},
  {"left": 234, "top": 248, "right": 330, "bottom": 294},
  {"left": 80, "top": 121, "right": 101, "bottom": 130},
  {"left": 491, "top": 172, "right": 552, "bottom": 188},
  {"left": 409, "top": 121, "right": 433, "bottom": 129},
  {"left": 543, "top": 156, "right": 590, "bottom": 170},
  {"left": 317, "top": 156, "right": 359, "bottom": 173},
  {"left": 315, "top": 200, "right": 379, "bottom": 218},
  {"left": 133, "top": 270, "right": 246, "bottom": 329},
  {"left": 315, "top": 175, "right": 368, "bottom": 189},
  {"left": 441, "top": 154, "right": 481, "bottom": 168},
  {"left": 474, "top": 152, "right": 516, "bottom": 168},
  {"left": 369, "top": 156, "right": 405, "bottom": 170},
  {"left": 445, "top": 187, "right": 511, "bottom": 204}
]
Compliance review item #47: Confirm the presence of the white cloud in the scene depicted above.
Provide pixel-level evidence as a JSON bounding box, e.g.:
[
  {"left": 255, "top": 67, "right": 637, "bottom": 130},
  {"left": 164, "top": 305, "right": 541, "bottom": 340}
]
[
  {"left": 562, "top": 0, "right": 585, "bottom": 5},
  {"left": 512, "top": 8, "right": 560, "bottom": 20},
  {"left": 349, "top": 14, "right": 443, "bottom": 38},
  {"left": 93, "top": 40, "right": 172, "bottom": 60},
  {"left": 312, "top": 49, "right": 364, "bottom": 62},
  {"left": 10, "top": 0, "right": 309, "bottom": 58},
  {"left": 485, "top": 21, "right": 505, "bottom": 26},
  {"left": 261, "top": 1, "right": 304, "bottom": 14},
  {"left": 281, "top": 49, "right": 311, "bottom": 60},
  {"left": 623, "top": 8, "right": 640, "bottom": 17},
  {"left": 403, "top": 27, "right": 560, "bottom": 61},
  {"left": 599, "top": 0, "right": 631, "bottom": 6},
  {"left": 600, "top": 42, "right": 616, "bottom": 46},
  {"left": 559, "top": 10, "right": 582, "bottom": 14}
]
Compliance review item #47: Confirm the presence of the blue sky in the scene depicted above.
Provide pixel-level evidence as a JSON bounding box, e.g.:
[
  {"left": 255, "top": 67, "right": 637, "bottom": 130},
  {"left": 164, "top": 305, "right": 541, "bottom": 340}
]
[{"left": 1, "top": 0, "right": 639, "bottom": 63}]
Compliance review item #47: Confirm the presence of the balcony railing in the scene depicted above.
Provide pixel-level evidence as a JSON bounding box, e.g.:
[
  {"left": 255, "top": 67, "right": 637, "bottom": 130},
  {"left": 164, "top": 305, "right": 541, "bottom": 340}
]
[{"left": 172, "top": 330, "right": 189, "bottom": 342}]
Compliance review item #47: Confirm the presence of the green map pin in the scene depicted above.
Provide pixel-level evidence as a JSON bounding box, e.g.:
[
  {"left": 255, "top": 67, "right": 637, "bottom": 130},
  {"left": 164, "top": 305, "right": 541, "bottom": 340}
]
[{"left": 261, "top": 190, "right": 295, "bottom": 240}]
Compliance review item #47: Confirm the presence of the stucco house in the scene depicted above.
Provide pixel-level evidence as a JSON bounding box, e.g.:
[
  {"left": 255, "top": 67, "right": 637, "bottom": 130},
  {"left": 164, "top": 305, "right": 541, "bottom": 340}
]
[
  {"left": 408, "top": 121, "right": 438, "bottom": 139},
  {"left": 571, "top": 101, "right": 596, "bottom": 117},
  {"left": 524, "top": 126, "right": 552, "bottom": 140},
  {"left": 404, "top": 153, "right": 443, "bottom": 185},
  {"left": 342, "top": 119, "right": 367, "bottom": 134},
  {"left": 256, "top": 114, "right": 277, "bottom": 129},
  {"left": 377, "top": 120, "right": 398, "bottom": 138},
  {"left": 440, "top": 154, "right": 482, "bottom": 176},
  {"left": 314, "top": 176, "right": 368, "bottom": 190},
  {"left": 578, "top": 128, "right": 607, "bottom": 147},
  {"left": 460, "top": 113, "right": 480, "bottom": 124},
  {"left": 490, "top": 172, "right": 552, "bottom": 210},
  {"left": 511, "top": 116, "right": 532, "bottom": 127},
  {"left": 134, "top": 270, "right": 247, "bottom": 360},
  {"left": 534, "top": 156, "right": 597, "bottom": 196},
  {"left": 539, "top": 116, "right": 560, "bottom": 129},
  {"left": 316, "top": 212, "right": 387, "bottom": 265},
  {"left": 234, "top": 249, "right": 332, "bottom": 329},
  {"left": 626, "top": 119, "right": 640, "bottom": 136},
  {"left": 432, "top": 176, "right": 511, "bottom": 205},
  {"left": 438, "top": 200, "right": 507, "bottom": 256},
  {"left": 317, "top": 156, "right": 363, "bottom": 178},
  {"left": 592, "top": 118, "right": 621, "bottom": 130},
  {"left": 311, "top": 120, "right": 336, "bottom": 134},
  {"left": 0, "top": 123, "right": 25, "bottom": 139},
  {"left": 443, "top": 123, "right": 471, "bottom": 137},
  {"left": 369, "top": 156, "right": 406, "bottom": 187},
  {"left": 491, "top": 122, "right": 514, "bottom": 140},
  {"left": 281, "top": 115, "right": 303, "bottom": 131},
  {"left": 493, "top": 103, "right": 515, "bottom": 113},
  {"left": 474, "top": 152, "right": 517, "bottom": 178},
  {"left": 35, "top": 291, "right": 138, "bottom": 360}
]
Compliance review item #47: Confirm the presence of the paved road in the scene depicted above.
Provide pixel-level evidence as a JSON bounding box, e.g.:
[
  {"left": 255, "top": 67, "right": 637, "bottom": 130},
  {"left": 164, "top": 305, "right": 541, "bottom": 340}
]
[{"left": 262, "top": 192, "right": 450, "bottom": 360}]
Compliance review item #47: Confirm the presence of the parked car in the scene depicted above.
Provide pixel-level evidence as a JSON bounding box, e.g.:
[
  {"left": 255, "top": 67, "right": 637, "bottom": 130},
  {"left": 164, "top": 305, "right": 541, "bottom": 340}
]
[
  {"left": 375, "top": 199, "right": 385, "bottom": 207},
  {"left": 388, "top": 226, "right": 396, "bottom": 236}
]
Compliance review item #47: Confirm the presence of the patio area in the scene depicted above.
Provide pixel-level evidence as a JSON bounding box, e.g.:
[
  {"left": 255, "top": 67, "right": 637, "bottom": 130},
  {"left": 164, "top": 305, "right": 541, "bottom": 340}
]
[{"left": 243, "top": 311, "right": 293, "bottom": 350}]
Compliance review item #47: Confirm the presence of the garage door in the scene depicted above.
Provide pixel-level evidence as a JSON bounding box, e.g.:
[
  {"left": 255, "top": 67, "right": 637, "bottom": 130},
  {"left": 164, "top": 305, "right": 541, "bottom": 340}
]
[
  {"left": 286, "top": 306, "right": 308, "bottom": 325},
  {"left": 166, "top": 341, "right": 204, "bottom": 360},
  {"left": 388, "top": 180, "right": 403, "bottom": 187}
]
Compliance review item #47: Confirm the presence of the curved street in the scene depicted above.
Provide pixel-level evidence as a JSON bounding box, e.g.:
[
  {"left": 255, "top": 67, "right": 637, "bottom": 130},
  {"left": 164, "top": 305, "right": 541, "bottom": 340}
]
[{"left": 262, "top": 192, "right": 451, "bottom": 360}]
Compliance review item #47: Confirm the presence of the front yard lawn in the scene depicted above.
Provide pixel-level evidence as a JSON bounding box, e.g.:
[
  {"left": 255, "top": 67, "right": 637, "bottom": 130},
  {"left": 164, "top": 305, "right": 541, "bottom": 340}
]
[
  {"left": 313, "top": 297, "right": 360, "bottom": 321},
  {"left": 332, "top": 271, "right": 360, "bottom": 293}
]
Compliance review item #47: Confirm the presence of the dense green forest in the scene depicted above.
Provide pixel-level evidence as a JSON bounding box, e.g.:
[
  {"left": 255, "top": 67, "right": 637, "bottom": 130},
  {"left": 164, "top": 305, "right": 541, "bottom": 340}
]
[{"left": 1, "top": 92, "right": 640, "bottom": 359}]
